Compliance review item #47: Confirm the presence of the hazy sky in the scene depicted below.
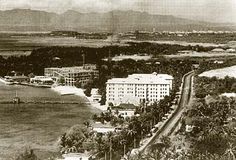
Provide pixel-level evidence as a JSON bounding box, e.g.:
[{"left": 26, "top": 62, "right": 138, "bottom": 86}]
[{"left": 0, "top": 0, "right": 235, "bottom": 23}]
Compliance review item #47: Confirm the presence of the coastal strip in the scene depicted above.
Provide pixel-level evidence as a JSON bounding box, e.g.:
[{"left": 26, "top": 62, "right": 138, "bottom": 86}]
[{"left": 51, "top": 86, "right": 107, "bottom": 111}]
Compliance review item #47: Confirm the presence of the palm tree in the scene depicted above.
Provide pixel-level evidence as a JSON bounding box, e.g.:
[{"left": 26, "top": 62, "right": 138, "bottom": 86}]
[
  {"left": 106, "top": 132, "right": 114, "bottom": 160},
  {"left": 147, "top": 142, "right": 165, "bottom": 160},
  {"left": 83, "top": 121, "right": 90, "bottom": 128},
  {"left": 94, "top": 134, "right": 110, "bottom": 160},
  {"left": 117, "top": 129, "right": 129, "bottom": 158},
  {"left": 127, "top": 128, "right": 137, "bottom": 148},
  {"left": 224, "top": 142, "right": 236, "bottom": 160},
  {"left": 120, "top": 139, "right": 127, "bottom": 157},
  {"left": 101, "top": 140, "right": 110, "bottom": 160},
  {"left": 160, "top": 136, "right": 171, "bottom": 151}
]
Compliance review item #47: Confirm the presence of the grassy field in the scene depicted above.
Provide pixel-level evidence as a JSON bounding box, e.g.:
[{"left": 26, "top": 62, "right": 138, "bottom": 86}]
[
  {"left": 1, "top": 33, "right": 235, "bottom": 58},
  {"left": 0, "top": 35, "right": 127, "bottom": 57}
]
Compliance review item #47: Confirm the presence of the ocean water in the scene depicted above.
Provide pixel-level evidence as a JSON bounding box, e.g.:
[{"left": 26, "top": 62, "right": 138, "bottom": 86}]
[{"left": 0, "top": 82, "right": 99, "bottom": 159}]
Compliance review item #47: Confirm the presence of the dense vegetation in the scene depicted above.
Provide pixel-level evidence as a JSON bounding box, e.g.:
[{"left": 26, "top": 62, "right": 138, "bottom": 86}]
[
  {"left": 135, "top": 32, "right": 236, "bottom": 44},
  {"left": 1, "top": 43, "right": 206, "bottom": 159},
  {"left": 14, "top": 149, "right": 39, "bottom": 160},
  {"left": 197, "top": 57, "right": 236, "bottom": 74},
  {"left": 195, "top": 76, "right": 236, "bottom": 98},
  {"left": 0, "top": 43, "right": 195, "bottom": 105},
  {"left": 0, "top": 42, "right": 209, "bottom": 76},
  {"left": 59, "top": 95, "right": 177, "bottom": 160},
  {"left": 174, "top": 65, "right": 236, "bottom": 159},
  {"left": 181, "top": 95, "right": 236, "bottom": 159}
]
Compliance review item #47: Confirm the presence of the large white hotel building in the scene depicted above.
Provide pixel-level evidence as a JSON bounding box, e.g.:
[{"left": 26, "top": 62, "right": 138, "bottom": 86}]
[{"left": 106, "top": 73, "right": 173, "bottom": 106}]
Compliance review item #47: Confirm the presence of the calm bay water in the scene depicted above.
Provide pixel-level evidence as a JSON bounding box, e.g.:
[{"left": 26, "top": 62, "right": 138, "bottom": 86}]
[{"left": 0, "top": 82, "right": 100, "bottom": 159}]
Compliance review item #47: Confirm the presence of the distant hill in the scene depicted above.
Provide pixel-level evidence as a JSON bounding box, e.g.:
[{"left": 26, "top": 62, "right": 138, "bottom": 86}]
[{"left": 0, "top": 9, "right": 234, "bottom": 32}]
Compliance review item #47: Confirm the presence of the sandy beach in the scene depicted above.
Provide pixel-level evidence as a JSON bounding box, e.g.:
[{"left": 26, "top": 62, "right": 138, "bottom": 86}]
[
  {"left": 51, "top": 86, "right": 85, "bottom": 97},
  {"left": 51, "top": 86, "right": 107, "bottom": 111}
]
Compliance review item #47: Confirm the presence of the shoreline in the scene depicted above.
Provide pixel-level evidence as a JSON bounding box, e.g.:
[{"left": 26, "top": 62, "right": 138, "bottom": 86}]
[{"left": 51, "top": 86, "right": 107, "bottom": 111}]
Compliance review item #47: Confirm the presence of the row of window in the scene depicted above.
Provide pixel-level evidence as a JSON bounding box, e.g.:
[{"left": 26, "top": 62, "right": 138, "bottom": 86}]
[
  {"left": 107, "top": 84, "right": 169, "bottom": 87},
  {"left": 108, "top": 87, "right": 169, "bottom": 90},
  {"left": 107, "top": 91, "right": 168, "bottom": 96},
  {"left": 108, "top": 94, "right": 166, "bottom": 102}
]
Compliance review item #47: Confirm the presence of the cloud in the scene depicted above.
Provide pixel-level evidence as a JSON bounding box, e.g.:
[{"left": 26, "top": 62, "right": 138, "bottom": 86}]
[{"left": 0, "top": 0, "right": 235, "bottom": 23}]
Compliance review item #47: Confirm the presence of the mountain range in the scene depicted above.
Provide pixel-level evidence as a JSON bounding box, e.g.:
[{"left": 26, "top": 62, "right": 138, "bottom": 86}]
[{"left": 0, "top": 9, "right": 235, "bottom": 32}]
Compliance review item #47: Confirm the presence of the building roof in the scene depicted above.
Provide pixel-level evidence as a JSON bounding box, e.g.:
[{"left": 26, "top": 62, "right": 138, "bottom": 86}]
[
  {"left": 107, "top": 73, "right": 173, "bottom": 85},
  {"left": 211, "top": 48, "right": 225, "bottom": 52},
  {"left": 92, "top": 122, "right": 114, "bottom": 129},
  {"left": 45, "top": 64, "right": 97, "bottom": 74},
  {"left": 10, "top": 76, "right": 29, "bottom": 79},
  {"left": 185, "top": 117, "right": 193, "bottom": 125},
  {"left": 62, "top": 153, "right": 91, "bottom": 158},
  {"left": 226, "top": 48, "right": 236, "bottom": 53},
  {"left": 156, "top": 74, "right": 174, "bottom": 80},
  {"left": 112, "top": 103, "right": 137, "bottom": 110},
  {"left": 91, "top": 88, "right": 99, "bottom": 95},
  {"left": 31, "top": 76, "right": 53, "bottom": 81}
]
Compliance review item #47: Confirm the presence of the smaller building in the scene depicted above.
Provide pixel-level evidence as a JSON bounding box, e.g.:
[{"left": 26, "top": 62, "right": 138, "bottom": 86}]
[
  {"left": 62, "top": 153, "right": 92, "bottom": 160},
  {"left": 211, "top": 48, "right": 225, "bottom": 52},
  {"left": 213, "top": 60, "right": 224, "bottom": 64},
  {"left": 5, "top": 76, "right": 30, "bottom": 83},
  {"left": 226, "top": 48, "right": 236, "bottom": 53},
  {"left": 192, "top": 64, "right": 200, "bottom": 70},
  {"left": 92, "top": 122, "right": 116, "bottom": 134},
  {"left": 185, "top": 117, "right": 195, "bottom": 133},
  {"left": 112, "top": 103, "right": 137, "bottom": 119},
  {"left": 30, "top": 76, "right": 54, "bottom": 85},
  {"left": 90, "top": 88, "right": 102, "bottom": 102}
]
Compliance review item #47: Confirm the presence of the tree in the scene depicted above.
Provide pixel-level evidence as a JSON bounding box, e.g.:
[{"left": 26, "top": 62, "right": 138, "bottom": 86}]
[
  {"left": 93, "top": 134, "right": 109, "bottom": 160},
  {"left": 58, "top": 125, "right": 91, "bottom": 153},
  {"left": 120, "top": 139, "right": 127, "bottom": 158},
  {"left": 83, "top": 121, "right": 91, "bottom": 128},
  {"left": 106, "top": 132, "right": 114, "bottom": 160},
  {"left": 74, "top": 80, "right": 82, "bottom": 88},
  {"left": 118, "top": 129, "right": 129, "bottom": 158},
  {"left": 15, "top": 148, "right": 38, "bottom": 160},
  {"left": 147, "top": 142, "right": 165, "bottom": 160},
  {"left": 160, "top": 136, "right": 171, "bottom": 151},
  {"left": 58, "top": 77, "right": 65, "bottom": 85},
  {"left": 127, "top": 128, "right": 138, "bottom": 148}
]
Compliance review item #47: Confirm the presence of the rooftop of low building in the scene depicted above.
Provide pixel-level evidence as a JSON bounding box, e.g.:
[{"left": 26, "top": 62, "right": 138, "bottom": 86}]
[
  {"left": 92, "top": 122, "right": 115, "bottom": 128},
  {"left": 112, "top": 103, "right": 137, "bottom": 110}
]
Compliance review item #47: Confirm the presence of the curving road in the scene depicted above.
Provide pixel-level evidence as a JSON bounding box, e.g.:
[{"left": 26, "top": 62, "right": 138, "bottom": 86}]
[{"left": 139, "top": 71, "right": 194, "bottom": 153}]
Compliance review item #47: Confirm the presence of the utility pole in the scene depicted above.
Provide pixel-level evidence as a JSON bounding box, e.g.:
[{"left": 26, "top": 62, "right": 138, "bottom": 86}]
[{"left": 82, "top": 50, "right": 85, "bottom": 69}]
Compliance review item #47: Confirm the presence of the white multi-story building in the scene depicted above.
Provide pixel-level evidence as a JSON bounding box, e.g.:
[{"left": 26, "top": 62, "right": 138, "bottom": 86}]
[
  {"left": 106, "top": 72, "right": 173, "bottom": 106},
  {"left": 44, "top": 64, "right": 98, "bottom": 86}
]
